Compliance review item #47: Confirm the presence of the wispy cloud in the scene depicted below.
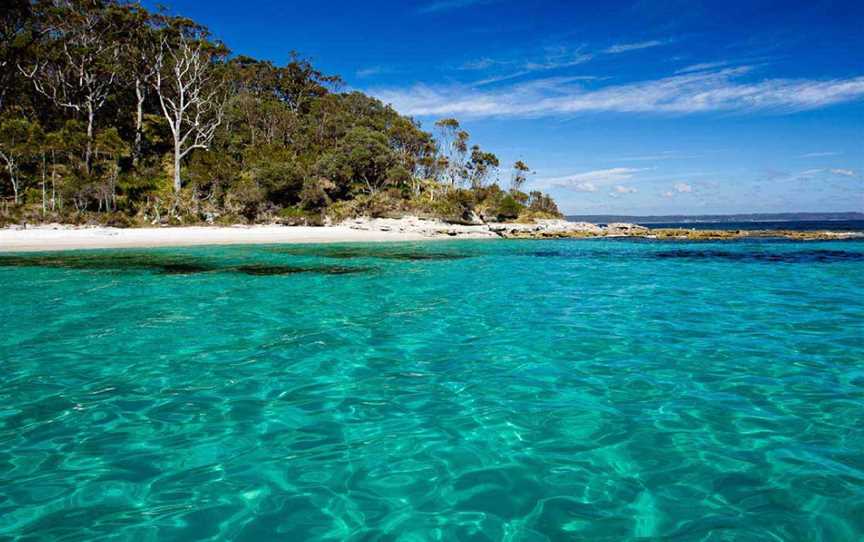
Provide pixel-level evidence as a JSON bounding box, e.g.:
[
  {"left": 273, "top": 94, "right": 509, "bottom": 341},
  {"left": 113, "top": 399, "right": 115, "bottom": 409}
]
[
  {"left": 459, "top": 39, "right": 665, "bottom": 83},
  {"left": 462, "top": 46, "right": 594, "bottom": 81},
  {"left": 774, "top": 168, "right": 859, "bottom": 181},
  {"left": 458, "top": 57, "right": 503, "bottom": 70},
  {"left": 618, "top": 150, "right": 692, "bottom": 161},
  {"left": 603, "top": 40, "right": 667, "bottom": 54},
  {"left": 800, "top": 151, "right": 842, "bottom": 158},
  {"left": 372, "top": 67, "right": 864, "bottom": 118},
  {"left": 661, "top": 182, "right": 693, "bottom": 197},
  {"left": 540, "top": 167, "right": 645, "bottom": 191},
  {"left": 613, "top": 185, "right": 638, "bottom": 194},
  {"left": 356, "top": 66, "right": 391, "bottom": 78},
  {"left": 417, "top": 0, "right": 498, "bottom": 14},
  {"left": 523, "top": 46, "right": 593, "bottom": 71},
  {"left": 675, "top": 61, "right": 731, "bottom": 74}
]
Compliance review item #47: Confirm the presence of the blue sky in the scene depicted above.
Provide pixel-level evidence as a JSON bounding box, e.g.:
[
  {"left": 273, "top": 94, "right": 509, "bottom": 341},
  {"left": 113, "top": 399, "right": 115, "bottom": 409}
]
[{"left": 146, "top": 0, "right": 864, "bottom": 215}]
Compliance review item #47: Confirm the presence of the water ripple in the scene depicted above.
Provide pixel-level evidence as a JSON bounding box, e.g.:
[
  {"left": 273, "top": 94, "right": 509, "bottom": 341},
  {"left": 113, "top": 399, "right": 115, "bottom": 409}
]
[{"left": 1, "top": 239, "right": 862, "bottom": 540}]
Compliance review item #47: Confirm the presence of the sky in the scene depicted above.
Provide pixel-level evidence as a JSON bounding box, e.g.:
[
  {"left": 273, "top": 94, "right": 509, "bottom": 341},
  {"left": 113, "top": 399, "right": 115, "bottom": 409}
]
[{"left": 144, "top": 0, "right": 864, "bottom": 215}]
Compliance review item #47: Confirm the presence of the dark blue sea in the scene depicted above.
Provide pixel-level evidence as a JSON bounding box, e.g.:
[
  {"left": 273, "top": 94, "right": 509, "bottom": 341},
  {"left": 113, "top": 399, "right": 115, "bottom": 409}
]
[{"left": 617, "top": 220, "right": 864, "bottom": 231}]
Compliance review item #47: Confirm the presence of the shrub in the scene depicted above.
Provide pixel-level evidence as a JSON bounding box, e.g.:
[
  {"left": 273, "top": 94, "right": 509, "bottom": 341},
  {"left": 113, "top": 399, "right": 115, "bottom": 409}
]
[{"left": 495, "top": 194, "right": 523, "bottom": 221}]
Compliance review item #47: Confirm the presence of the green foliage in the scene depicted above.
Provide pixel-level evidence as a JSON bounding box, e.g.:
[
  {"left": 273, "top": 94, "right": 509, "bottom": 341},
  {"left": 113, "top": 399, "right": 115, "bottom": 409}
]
[
  {"left": 495, "top": 194, "right": 524, "bottom": 221},
  {"left": 0, "top": 0, "right": 562, "bottom": 225},
  {"left": 428, "top": 188, "right": 477, "bottom": 224},
  {"left": 528, "top": 190, "right": 562, "bottom": 217}
]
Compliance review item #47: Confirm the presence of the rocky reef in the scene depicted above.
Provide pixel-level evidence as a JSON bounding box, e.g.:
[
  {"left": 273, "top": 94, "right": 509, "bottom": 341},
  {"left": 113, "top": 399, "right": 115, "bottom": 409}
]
[{"left": 343, "top": 217, "right": 863, "bottom": 241}]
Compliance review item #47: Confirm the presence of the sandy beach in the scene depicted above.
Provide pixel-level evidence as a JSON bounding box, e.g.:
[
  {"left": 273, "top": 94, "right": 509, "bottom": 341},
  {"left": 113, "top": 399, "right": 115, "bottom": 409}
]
[{"left": 0, "top": 225, "right": 440, "bottom": 252}]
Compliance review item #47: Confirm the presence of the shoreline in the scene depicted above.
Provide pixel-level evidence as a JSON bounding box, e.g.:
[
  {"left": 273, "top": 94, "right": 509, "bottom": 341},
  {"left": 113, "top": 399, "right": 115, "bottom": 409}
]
[
  {"left": 0, "top": 225, "right": 441, "bottom": 253},
  {"left": 1, "top": 219, "right": 861, "bottom": 253}
]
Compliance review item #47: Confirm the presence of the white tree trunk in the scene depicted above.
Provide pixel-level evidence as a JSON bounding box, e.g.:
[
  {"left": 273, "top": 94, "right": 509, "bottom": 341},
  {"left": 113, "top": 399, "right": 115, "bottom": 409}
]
[
  {"left": 86, "top": 100, "right": 94, "bottom": 173},
  {"left": 134, "top": 78, "right": 144, "bottom": 164},
  {"left": 173, "top": 139, "right": 182, "bottom": 193}
]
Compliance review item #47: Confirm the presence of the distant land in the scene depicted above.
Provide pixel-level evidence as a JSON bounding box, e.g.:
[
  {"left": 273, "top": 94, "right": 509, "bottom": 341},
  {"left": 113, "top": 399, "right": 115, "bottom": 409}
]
[{"left": 566, "top": 212, "right": 864, "bottom": 224}]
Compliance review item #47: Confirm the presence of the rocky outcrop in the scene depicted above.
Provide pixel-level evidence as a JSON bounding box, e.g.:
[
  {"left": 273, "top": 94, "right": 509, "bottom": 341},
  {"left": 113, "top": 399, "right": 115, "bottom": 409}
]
[
  {"left": 605, "top": 222, "right": 650, "bottom": 236},
  {"left": 487, "top": 219, "right": 604, "bottom": 237},
  {"left": 341, "top": 216, "right": 863, "bottom": 241},
  {"left": 341, "top": 216, "right": 497, "bottom": 238}
]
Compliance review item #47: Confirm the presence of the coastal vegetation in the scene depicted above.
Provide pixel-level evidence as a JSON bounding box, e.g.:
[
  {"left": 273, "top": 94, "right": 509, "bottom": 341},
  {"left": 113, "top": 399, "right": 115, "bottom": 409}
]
[{"left": 0, "top": 0, "right": 561, "bottom": 227}]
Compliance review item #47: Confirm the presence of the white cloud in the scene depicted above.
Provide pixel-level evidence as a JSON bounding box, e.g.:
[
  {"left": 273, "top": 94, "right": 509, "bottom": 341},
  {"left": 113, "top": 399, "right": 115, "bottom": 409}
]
[
  {"left": 543, "top": 167, "right": 644, "bottom": 190},
  {"left": 459, "top": 58, "right": 500, "bottom": 70},
  {"left": 800, "top": 151, "right": 842, "bottom": 158},
  {"left": 417, "top": 0, "right": 498, "bottom": 14},
  {"left": 675, "top": 61, "right": 731, "bottom": 74},
  {"left": 603, "top": 40, "right": 666, "bottom": 54},
  {"left": 614, "top": 185, "right": 638, "bottom": 194},
  {"left": 372, "top": 67, "right": 864, "bottom": 118},
  {"left": 618, "top": 151, "right": 683, "bottom": 161},
  {"left": 797, "top": 168, "right": 858, "bottom": 179},
  {"left": 661, "top": 182, "right": 694, "bottom": 197},
  {"left": 356, "top": 66, "right": 389, "bottom": 78},
  {"left": 457, "top": 47, "right": 596, "bottom": 86}
]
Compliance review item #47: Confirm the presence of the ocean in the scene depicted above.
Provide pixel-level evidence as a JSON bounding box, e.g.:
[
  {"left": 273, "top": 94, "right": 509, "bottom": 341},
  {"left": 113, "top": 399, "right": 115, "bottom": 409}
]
[
  {"left": 1, "top": 238, "right": 863, "bottom": 540},
  {"left": 566, "top": 218, "right": 864, "bottom": 232},
  {"left": 628, "top": 220, "right": 864, "bottom": 232}
]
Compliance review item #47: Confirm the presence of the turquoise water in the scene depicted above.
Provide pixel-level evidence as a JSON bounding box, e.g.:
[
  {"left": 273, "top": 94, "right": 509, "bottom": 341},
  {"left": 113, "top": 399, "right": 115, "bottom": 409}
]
[{"left": 1, "top": 239, "right": 863, "bottom": 541}]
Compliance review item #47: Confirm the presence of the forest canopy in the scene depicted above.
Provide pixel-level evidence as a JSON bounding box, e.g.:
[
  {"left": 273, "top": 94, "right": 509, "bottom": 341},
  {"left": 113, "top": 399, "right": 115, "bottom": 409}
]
[{"left": 0, "top": 0, "right": 561, "bottom": 226}]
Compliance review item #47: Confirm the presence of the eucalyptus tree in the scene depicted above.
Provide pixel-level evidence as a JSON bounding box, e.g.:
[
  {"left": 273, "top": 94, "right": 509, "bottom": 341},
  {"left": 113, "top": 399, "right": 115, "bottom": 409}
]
[
  {"left": 467, "top": 145, "right": 499, "bottom": 189},
  {"left": 149, "top": 17, "right": 227, "bottom": 193},
  {"left": 19, "top": 0, "right": 123, "bottom": 173},
  {"left": 0, "top": 0, "right": 33, "bottom": 113},
  {"left": 434, "top": 118, "right": 471, "bottom": 187},
  {"left": 92, "top": 127, "right": 127, "bottom": 210},
  {"left": 116, "top": 4, "right": 158, "bottom": 165},
  {"left": 510, "top": 160, "right": 530, "bottom": 192},
  {"left": 0, "top": 117, "right": 41, "bottom": 203}
]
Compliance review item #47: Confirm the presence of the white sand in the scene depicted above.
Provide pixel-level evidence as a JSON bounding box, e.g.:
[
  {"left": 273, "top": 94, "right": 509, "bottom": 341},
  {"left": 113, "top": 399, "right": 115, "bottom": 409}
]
[{"left": 0, "top": 225, "right": 435, "bottom": 252}]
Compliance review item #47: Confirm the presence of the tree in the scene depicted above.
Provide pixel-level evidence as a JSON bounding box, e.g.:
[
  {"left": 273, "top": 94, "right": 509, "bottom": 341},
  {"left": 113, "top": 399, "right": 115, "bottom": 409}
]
[
  {"left": 150, "top": 25, "right": 226, "bottom": 193},
  {"left": 467, "top": 145, "right": 499, "bottom": 189},
  {"left": 314, "top": 127, "right": 395, "bottom": 196},
  {"left": 19, "top": 0, "right": 121, "bottom": 173},
  {"left": 434, "top": 118, "right": 468, "bottom": 186},
  {"left": 510, "top": 160, "right": 530, "bottom": 192},
  {"left": 528, "top": 190, "right": 560, "bottom": 216},
  {"left": 92, "top": 127, "right": 128, "bottom": 210},
  {"left": 0, "top": 0, "right": 33, "bottom": 113},
  {"left": 117, "top": 4, "right": 157, "bottom": 165},
  {"left": 0, "top": 0, "right": 562, "bottom": 224},
  {"left": 42, "top": 129, "right": 66, "bottom": 211},
  {"left": 0, "top": 117, "right": 41, "bottom": 203}
]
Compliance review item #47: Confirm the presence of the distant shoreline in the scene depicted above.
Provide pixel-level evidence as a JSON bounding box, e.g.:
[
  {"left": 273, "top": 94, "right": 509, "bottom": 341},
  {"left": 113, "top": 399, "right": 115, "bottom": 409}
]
[
  {"left": 2, "top": 218, "right": 862, "bottom": 253},
  {"left": 567, "top": 212, "right": 864, "bottom": 224}
]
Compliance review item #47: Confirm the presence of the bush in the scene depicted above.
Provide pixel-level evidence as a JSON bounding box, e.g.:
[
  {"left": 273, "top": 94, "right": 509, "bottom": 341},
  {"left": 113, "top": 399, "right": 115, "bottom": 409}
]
[
  {"left": 278, "top": 206, "right": 323, "bottom": 226},
  {"left": 428, "top": 188, "right": 476, "bottom": 224},
  {"left": 299, "top": 177, "right": 331, "bottom": 210},
  {"left": 528, "top": 190, "right": 561, "bottom": 217},
  {"left": 495, "top": 194, "right": 523, "bottom": 221}
]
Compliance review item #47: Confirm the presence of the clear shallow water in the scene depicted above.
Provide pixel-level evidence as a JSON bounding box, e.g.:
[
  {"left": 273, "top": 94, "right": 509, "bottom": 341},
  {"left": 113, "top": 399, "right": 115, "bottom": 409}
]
[{"left": 1, "top": 239, "right": 863, "bottom": 541}]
